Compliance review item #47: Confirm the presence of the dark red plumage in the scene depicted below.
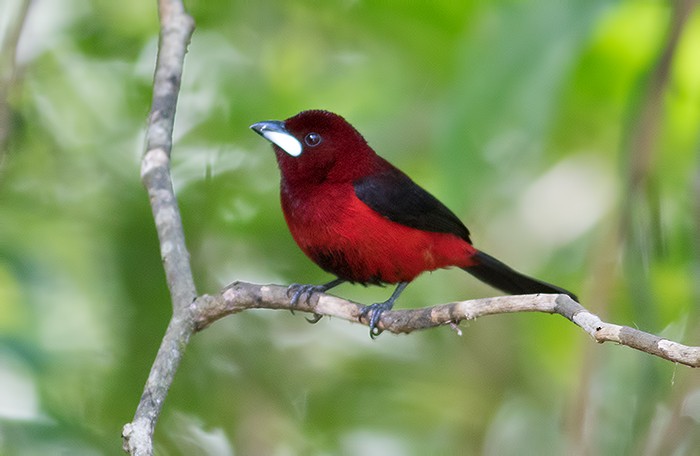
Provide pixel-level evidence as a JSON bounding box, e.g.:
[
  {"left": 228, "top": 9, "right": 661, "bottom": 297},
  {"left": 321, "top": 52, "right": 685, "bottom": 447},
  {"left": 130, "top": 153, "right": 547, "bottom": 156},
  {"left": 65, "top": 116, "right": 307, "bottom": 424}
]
[{"left": 251, "top": 110, "right": 576, "bottom": 335}]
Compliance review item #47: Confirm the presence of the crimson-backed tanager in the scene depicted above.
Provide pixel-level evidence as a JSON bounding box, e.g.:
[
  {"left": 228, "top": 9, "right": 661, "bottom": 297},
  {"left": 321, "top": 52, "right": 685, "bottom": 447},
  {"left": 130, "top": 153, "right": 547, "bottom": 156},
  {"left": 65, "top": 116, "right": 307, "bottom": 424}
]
[{"left": 251, "top": 110, "right": 577, "bottom": 336}]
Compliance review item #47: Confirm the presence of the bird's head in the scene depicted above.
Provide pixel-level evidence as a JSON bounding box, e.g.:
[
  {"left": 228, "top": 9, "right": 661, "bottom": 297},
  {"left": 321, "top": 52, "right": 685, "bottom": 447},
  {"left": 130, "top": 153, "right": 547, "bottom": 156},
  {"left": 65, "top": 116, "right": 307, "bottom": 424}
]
[{"left": 251, "top": 110, "right": 377, "bottom": 185}]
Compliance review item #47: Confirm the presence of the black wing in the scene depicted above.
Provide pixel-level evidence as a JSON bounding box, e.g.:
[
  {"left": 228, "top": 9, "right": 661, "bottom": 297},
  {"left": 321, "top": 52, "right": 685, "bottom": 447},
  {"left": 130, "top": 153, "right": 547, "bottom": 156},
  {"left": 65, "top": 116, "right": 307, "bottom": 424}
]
[{"left": 354, "top": 167, "right": 471, "bottom": 243}]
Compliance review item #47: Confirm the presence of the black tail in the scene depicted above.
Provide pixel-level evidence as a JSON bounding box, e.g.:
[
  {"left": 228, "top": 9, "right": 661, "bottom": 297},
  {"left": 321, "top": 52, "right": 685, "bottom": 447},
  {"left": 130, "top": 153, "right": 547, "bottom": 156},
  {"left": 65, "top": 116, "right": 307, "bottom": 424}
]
[{"left": 462, "top": 251, "right": 578, "bottom": 302}]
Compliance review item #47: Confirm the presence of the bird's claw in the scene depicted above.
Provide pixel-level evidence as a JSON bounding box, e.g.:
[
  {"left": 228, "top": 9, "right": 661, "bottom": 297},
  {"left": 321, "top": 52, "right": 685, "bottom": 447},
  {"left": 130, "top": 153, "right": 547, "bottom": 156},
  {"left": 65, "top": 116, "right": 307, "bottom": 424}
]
[
  {"left": 287, "top": 283, "right": 326, "bottom": 322},
  {"left": 360, "top": 302, "right": 392, "bottom": 338},
  {"left": 306, "top": 313, "right": 323, "bottom": 324}
]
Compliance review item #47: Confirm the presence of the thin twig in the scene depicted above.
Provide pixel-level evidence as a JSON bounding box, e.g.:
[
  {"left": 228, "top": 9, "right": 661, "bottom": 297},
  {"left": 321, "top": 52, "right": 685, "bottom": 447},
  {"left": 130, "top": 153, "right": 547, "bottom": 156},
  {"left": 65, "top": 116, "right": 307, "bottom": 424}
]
[{"left": 625, "top": 0, "right": 695, "bottom": 195}]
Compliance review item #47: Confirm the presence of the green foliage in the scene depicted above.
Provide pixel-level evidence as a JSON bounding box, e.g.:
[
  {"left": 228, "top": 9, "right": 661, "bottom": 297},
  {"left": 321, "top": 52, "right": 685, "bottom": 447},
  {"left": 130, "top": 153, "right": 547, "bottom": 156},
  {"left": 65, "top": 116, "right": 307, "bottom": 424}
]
[{"left": 1, "top": 0, "right": 699, "bottom": 454}]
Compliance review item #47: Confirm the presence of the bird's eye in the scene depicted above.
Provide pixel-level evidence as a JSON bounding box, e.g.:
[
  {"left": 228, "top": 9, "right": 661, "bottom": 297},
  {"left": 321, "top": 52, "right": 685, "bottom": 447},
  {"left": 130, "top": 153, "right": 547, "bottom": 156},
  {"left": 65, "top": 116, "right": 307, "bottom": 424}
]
[{"left": 304, "top": 133, "right": 322, "bottom": 147}]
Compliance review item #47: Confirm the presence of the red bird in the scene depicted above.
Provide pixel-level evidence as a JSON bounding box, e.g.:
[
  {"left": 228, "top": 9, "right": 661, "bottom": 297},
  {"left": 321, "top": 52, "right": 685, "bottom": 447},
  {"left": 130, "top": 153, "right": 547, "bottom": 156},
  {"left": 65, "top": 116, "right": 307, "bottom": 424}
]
[{"left": 251, "top": 110, "right": 576, "bottom": 335}]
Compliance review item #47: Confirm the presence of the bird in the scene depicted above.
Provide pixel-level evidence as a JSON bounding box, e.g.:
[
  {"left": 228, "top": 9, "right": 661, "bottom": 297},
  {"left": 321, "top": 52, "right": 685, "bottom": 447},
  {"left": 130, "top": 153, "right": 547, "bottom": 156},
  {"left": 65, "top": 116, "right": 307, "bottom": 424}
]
[{"left": 250, "top": 110, "right": 577, "bottom": 336}]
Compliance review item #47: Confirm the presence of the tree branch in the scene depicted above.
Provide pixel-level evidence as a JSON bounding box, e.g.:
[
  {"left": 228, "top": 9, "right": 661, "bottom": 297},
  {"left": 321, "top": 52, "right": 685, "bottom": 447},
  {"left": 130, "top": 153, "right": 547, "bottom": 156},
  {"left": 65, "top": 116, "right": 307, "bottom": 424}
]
[
  {"left": 194, "top": 282, "right": 700, "bottom": 368},
  {"left": 121, "top": 1, "right": 195, "bottom": 455}
]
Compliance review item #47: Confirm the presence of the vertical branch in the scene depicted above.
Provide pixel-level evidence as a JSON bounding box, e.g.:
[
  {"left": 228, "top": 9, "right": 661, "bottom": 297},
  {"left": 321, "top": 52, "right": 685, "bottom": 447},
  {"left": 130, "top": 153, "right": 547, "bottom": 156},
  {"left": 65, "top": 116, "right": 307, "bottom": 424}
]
[
  {"left": 122, "top": 1, "right": 195, "bottom": 455},
  {"left": 142, "top": 0, "right": 197, "bottom": 313},
  {"left": 623, "top": 0, "right": 696, "bottom": 203},
  {"left": 0, "top": 0, "right": 33, "bottom": 168}
]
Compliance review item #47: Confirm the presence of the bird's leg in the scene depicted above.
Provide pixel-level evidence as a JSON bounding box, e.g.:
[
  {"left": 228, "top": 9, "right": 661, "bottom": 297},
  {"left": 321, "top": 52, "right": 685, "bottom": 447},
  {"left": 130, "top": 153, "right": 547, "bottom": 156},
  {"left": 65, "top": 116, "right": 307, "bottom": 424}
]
[
  {"left": 360, "top": 282, "right": 409, "bottom": 338},
  {"left": 287, "top": 278, "right": 345, "bottom": 322}
]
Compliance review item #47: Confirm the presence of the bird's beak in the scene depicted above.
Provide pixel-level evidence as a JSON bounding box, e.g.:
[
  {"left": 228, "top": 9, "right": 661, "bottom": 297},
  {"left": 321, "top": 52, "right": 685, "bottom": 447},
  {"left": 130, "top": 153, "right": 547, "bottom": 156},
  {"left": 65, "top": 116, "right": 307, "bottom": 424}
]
[{"left": 250, "top": 120, "right": 303, "bottom": 157}]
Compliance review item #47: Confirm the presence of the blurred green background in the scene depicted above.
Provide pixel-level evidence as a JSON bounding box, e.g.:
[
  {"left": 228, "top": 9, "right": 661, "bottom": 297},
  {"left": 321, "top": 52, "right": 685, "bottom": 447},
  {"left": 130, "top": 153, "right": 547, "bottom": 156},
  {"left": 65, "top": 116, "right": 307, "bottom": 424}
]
[{"left": 1, "top": 0, "right": 700, "bottom": 454}]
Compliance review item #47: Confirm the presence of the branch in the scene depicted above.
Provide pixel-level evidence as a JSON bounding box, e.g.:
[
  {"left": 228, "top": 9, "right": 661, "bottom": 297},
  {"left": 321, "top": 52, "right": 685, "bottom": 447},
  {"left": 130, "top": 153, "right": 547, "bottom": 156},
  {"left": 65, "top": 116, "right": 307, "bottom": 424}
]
[
  {"left": 194, "top": 282, "right": 700, "bottom": 368},
  {"left": 122, "top": 0, "right": 195, "bottom": 455}
]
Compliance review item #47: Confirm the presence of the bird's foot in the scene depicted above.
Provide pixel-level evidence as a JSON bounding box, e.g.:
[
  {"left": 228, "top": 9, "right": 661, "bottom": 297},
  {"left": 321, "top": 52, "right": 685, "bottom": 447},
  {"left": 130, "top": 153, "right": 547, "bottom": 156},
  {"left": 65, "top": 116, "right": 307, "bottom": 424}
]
[
  {"left": 360, "top": 301, "right": 393, "bottom": 339},
  {"left": 287, "top": 283, "right": 326, "bottom": 308},
  {"left": 286, "top": 282, "right": 340, "bottom": 323},
  {"left": 287, "top": 278, "right": 345, "bottom": 309}
]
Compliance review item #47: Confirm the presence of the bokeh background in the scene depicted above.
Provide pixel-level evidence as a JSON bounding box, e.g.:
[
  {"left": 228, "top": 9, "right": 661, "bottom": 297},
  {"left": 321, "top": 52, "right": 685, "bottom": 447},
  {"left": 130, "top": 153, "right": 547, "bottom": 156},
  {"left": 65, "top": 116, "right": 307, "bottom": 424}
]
[{"left": 1, "top": 0, "right": 700, "bottom": 454}]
